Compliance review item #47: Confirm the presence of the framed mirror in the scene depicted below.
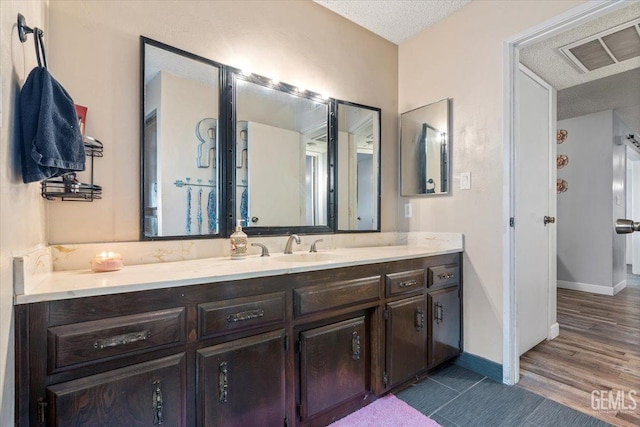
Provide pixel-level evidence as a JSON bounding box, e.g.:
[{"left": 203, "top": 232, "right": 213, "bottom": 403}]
[
  {"left": 141, "top": 38, "right": 223, "bottom": 239},
  {"left": 336, "top": 101, "right": 381, "bottom": 231},
  {"left": 400, "top": 98, "right": 450, "bottom": 196},
  {"left": 233, "top": 75, "right": 332, "bottom": 234}
]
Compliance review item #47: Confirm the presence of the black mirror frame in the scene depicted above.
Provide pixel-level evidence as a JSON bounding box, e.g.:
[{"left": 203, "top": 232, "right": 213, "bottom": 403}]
[
  {"left": 226, "top": 69, "right": 335, "bottom": 236},
  {"left": 334, "top": 100, "right": 382, "bottom": 233},
  {"left": 140, "top": 37, "right": 382, "bottom": 240},
  {"left": 140, "top": 36, "right": 227, "bottom": 241}
]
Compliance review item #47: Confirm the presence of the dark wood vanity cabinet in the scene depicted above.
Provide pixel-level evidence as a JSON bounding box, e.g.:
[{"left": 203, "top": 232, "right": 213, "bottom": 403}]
[
  {"left": 46, "top": 353, "right": 186, "bottom": 427},
  {"left": 384, "top": 295, "right": 427, "bottom": 388},
  {"left": 428, "top": 284, "right": 461, "bottom": 368},
  {"left": 299, "top": 317, "right": 368, "bottom": 422},
  {"left": 16, "top": 253, "right": 462, "bottom": 427},
  {"left": 197, "top": 330, "right": 286, "bottom": 427}
]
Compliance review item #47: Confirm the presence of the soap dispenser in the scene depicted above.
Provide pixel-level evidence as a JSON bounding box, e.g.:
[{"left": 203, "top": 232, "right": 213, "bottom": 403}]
[{"left": 230, "top": 220, "right": 248, "bottom": 259}]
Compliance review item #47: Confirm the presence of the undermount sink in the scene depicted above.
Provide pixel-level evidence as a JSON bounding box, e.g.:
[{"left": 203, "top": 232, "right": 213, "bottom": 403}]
[{"left": 273, "top": 252, "right": 337, "bottom": 263}]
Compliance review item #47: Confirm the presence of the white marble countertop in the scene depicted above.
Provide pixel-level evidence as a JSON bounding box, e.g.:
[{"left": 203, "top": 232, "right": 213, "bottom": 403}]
[{"left": 14, "top": 243, "right": 462, "bottom": 304}]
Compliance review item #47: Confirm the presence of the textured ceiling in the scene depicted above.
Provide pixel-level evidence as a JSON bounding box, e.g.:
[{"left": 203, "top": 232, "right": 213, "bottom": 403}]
[
  {"left": 312, "top": 0, "right": 472, "bottom": 44},
  {"left": 521, "top": 2, "right": 640, "bottom": 133},
  {"left": 557, "top": 68, "right": 640, "bottom": 132}
]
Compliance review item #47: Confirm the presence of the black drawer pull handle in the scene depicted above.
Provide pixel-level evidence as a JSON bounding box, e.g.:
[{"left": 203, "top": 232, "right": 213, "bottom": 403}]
[
  {"left": 351, "top": 331, "right": 361, "bottom": 361},
  {"left": 93, "top": 330, "right": 150, "bottom": 350},
  {"left": 437, "top": 272, "right": 455, "bottom": 280},
  {"left": 226, "top": 308, "right": 264, "bottom": 323},
  {"left": 152, "top": 380, "right": 164, "bottom": 425},
  {"left": 399, "top": 279, "right": 418, "bottom": 288},
  {"left": 219, "top": 362, "right": 228, "bottom": 403}
]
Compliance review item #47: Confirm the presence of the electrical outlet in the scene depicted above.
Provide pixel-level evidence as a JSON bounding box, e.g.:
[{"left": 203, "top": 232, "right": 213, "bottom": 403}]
[
  {"left": 460, "top": 172, "right": 471, "bottom": 190},
  {"left": 404, "top": 202, "right": 412, "bottom": 218}
]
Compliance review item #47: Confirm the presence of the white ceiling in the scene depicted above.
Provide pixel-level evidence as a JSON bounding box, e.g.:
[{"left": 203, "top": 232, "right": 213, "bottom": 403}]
[
  {"left": 312, "top": 0, "right": 471, "bottom": 44},
  {"left": 313, "top": 0, "right": 639, "bottom": 132}
]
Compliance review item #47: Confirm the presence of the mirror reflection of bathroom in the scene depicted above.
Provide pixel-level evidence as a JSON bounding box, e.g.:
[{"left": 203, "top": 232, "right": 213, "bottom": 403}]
[
  {"left": 142, "top": 40, "right": 221, "bottom": 238},
  {"left": 337, "top": 102, "right": 380, "bottom": 231},
  {"left": 400, "top": 98, "right": 450, "bottom": 196},
  {"left": 234, "top": 78, "right": 329, "bottom": 228}
]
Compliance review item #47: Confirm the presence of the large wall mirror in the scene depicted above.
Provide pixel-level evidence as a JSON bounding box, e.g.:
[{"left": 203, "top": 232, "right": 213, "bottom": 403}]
[
  {"left": 337, "top": 101, "right": 380, "bottom": 231},
  {"left": 234, "top": 77, "right": 331, "bottom": 231},
  {"left": 141, "top": 37, "right": 382, "bottom": 239},
  {"left": 400, "top": 98, "right": 450, "bottom": 196},
  {"left": 141, "top": 38, "right": 222, "bottom": 239}
]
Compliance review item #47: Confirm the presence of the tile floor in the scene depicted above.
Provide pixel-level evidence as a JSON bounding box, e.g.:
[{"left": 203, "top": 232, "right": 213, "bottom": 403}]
[{"left": 397, "top": 364, "right": 611, "bottom": 427}]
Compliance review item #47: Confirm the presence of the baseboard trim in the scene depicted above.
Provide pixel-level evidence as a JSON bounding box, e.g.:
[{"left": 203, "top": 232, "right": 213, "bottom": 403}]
[
  {"left": 613, "top": 280, "right": 626, "bottom": 295},
  {"left": 557, "top": 280, "right": 618, "bottom": 296},
  {"left": 454, "top": 352, "right": 503, "bottom": 383},
  {"left": 548, "top": 322, "right": 559, "bottom": 340}
]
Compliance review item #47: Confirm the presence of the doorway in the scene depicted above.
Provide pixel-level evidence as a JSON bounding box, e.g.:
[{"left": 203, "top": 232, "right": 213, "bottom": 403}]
[{"left": 503, "top": 0, "right": 634, "bottom": 385}]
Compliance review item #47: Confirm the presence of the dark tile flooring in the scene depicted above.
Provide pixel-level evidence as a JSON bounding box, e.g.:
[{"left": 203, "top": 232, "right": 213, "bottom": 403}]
[{"left": 397, "top": 364, "right": 611, "bottom": 427}]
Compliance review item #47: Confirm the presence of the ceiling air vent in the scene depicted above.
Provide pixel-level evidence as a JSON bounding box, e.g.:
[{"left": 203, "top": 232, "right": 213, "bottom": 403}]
[{"left": 560, "top": 17, "right": 640, "bottom": 73}]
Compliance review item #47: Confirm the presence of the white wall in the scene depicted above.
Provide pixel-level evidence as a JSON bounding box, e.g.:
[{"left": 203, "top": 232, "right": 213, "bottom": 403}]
[
  {"left": 398, "top": 0, "right": 583, "bottom": 364},
  {"left": 44, "top": 0, "right": 399, "bottom": 243},
  {"left": 556, "top": 110, "right": 628, "bottom": 293},
  {"left": 156, "top": 72, "right": 218, "bottom": 236},
  {"left": 0, "top": 1, "right": 48, "bottom": 424}
]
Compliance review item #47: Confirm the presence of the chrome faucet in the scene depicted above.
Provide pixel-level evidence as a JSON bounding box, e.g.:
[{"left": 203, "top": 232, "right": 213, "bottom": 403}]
[
  {"left": 309, "top": 239, "right": 323, "bottom": 253},
  {"left": 251, "top": 242, "right": 270, "bottom": 257},
  {"left": 284, "top": 234, "right": 301, "bottom": 254}
]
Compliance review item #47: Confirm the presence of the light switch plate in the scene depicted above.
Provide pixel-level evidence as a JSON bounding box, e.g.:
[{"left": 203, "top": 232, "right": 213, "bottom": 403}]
[{"left": 460, "top": 172, "right": 471, "bottom": 190}]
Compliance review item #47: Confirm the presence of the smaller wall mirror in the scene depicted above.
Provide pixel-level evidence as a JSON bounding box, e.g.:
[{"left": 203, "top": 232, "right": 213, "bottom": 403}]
[
  {"left": 337, "top": 101, "right": 381, "bottom": 231},
  {"left": 400, "top": 98, "right": 450, "bottom": 196},
  {"left": 141, "top": 38, "right": 222, "bottom": 239}
]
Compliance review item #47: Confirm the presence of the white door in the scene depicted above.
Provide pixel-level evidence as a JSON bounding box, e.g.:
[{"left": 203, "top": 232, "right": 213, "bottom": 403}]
[
  {"left": 516, "top": 65, "right": 557, "bottom": 356},
  {"left": 247, "top": 122, "right": 304, "bottom": 226}
]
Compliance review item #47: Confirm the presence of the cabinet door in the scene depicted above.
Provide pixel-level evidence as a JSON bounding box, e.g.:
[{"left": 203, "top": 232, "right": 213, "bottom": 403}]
[
  {"left": 386, "top": 295, "right": 427, "bottom": 387},
  {"left": 197, "top": 329, "right": 285, "bottom": 427},
  {"left": 299, "top": 316, "right": 368, "bottom": 420},
  {"left": 46, "top": 353, "right": 186, "bottom": 427},
  {"left": 428, "top": 285, "right": 461, "bottom": 368}
]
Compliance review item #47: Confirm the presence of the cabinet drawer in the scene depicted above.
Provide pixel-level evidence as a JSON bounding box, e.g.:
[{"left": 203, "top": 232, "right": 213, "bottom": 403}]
[
  {"left": 428, "top": 264, "right": 459, "bottom": 288},
  {"left": 47, "top": 308, "right": 185, "bottom": 372},
  {"left": 385, "top": 269, "right": 425, "bottom": 297},
  {"left": 198, "top": 292, "right": 285, "bottom": 339},
  {"left": 294, "top": 276, "right": 380, "bottom": 317}
]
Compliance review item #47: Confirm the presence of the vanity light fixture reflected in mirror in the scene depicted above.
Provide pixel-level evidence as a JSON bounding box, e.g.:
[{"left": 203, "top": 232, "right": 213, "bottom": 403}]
[{"left": 234, "top": 76, "right": 331, "bottom": 231}]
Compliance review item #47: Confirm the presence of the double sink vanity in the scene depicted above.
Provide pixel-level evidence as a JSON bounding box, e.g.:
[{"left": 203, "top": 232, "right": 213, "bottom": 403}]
[
  {"left": 15, "top": 237, "right": 463, "bottom": 426},
  {"left": 14, "top": 31, "right": 461, "bottom": 426}
]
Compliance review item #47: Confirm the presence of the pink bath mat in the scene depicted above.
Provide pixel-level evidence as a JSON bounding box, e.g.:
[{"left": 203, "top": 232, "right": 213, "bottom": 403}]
[{"left": 328, "top": 394, "right": 441, "bottom": 427}]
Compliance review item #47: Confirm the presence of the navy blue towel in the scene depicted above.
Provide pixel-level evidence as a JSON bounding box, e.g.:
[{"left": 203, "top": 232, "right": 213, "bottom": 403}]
[{"left": 20, "top": 67, "right": 85, "bottom": 183}]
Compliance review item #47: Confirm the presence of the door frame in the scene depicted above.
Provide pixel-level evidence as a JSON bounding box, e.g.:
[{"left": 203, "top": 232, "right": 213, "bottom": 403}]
[{"left": 502, "top": 0, "right": 628, "bottom": 385}]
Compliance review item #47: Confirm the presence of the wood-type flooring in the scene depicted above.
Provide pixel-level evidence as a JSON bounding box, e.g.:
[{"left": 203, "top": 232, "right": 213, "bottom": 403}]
[{"left": 519, "top": 284, "right": 640, "bottom": 427}]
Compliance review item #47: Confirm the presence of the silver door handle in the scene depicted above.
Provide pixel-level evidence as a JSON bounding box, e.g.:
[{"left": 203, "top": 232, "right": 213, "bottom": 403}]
[{"left": 615, "top": 219, "right": 640, "bottom": 234}]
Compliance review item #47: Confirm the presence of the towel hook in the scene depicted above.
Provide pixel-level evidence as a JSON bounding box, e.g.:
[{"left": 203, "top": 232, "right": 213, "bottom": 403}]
[
  {"left": 17, "top": 13, "right": 36, "bottom": 43},
  {"left": 18, "top": 13, "right": 47, "bottom": 68}
]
